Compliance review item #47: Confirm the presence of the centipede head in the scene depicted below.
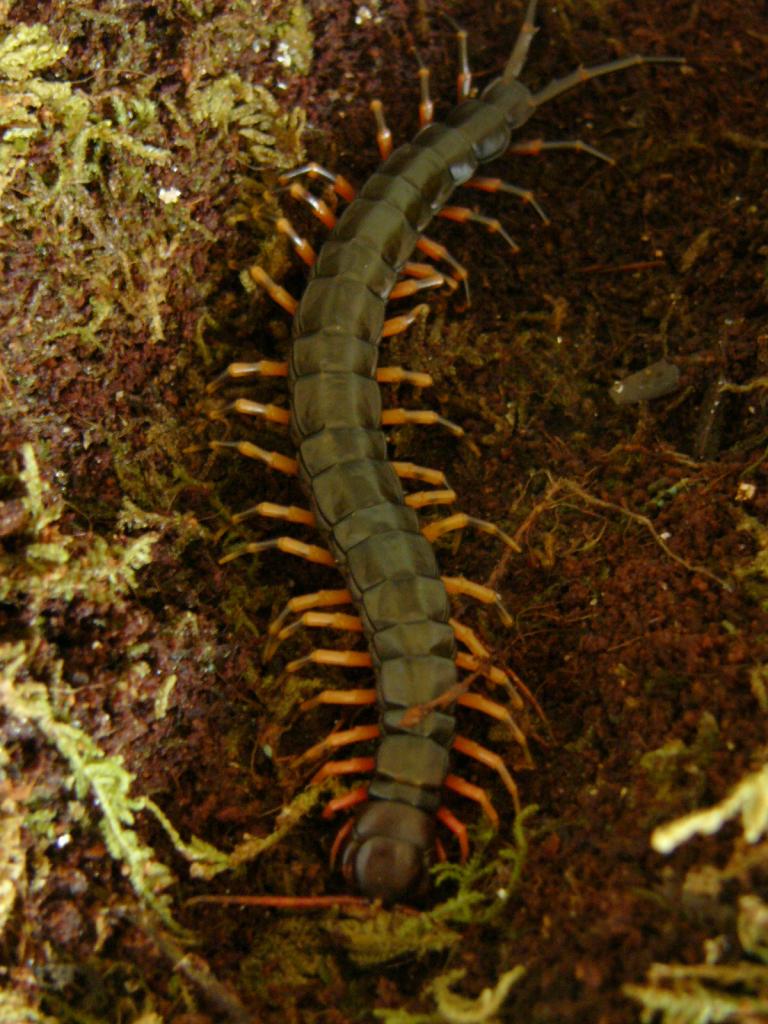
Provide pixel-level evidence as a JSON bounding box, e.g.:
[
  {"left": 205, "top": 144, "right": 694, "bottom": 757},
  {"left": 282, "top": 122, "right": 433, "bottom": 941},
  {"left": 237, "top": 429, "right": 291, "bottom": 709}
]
[{"left": 341, "top": 800, "right": 435, "bottom": 903}]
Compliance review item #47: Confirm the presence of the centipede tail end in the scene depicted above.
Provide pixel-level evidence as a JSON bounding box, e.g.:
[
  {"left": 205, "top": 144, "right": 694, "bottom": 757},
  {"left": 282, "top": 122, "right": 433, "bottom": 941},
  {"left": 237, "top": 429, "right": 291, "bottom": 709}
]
[{"left": 341, "top": 801, "right": 435, "bottom": 902}]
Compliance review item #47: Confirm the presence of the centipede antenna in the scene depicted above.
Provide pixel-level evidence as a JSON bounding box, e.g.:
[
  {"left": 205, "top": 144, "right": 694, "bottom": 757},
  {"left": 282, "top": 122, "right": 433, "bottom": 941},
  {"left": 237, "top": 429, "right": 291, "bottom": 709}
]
[
  {"left": 508, "top": 138, "right": 614, "bottom": 165},
  {"left": 530, "top": 54, "right": 686, "bottom": 110},
  {"left": 503, "top": 0, "right": 539, "bottom": 82}
]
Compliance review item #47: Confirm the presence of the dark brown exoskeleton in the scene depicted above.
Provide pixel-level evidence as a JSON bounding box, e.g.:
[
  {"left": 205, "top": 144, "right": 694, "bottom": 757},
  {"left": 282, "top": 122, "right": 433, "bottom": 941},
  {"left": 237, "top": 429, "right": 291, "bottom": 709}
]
[{"left": 206, "top": 0, "right": 682, "bottom": 904}]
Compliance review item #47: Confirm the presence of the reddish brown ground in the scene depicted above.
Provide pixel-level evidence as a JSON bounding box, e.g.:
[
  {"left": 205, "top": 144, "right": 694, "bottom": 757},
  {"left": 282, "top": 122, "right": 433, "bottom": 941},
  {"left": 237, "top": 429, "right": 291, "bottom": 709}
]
[{"left": 1, "top": 0, "right": 767, "bottom": 1021}]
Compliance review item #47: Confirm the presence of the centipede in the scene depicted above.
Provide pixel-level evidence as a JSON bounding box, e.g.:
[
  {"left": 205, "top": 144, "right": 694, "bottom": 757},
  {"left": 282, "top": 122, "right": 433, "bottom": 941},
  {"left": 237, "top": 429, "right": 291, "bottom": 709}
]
[{"left": 204, "top": 0, "right": 682, "bottom": 904}]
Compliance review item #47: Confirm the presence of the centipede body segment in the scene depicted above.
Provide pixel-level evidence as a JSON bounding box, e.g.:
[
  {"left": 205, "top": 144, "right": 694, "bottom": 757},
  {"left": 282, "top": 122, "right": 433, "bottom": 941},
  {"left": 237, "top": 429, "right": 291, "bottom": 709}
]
[{"left": 208, "top": 0, "right": 682, "bottom": 903}]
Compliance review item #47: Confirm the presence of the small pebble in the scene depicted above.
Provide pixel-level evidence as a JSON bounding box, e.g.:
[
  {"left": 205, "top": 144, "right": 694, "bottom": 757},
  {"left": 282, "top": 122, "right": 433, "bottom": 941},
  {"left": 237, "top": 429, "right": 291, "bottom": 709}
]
[{"left": 609, "top": 359, "right": 681, "bottom": 405}]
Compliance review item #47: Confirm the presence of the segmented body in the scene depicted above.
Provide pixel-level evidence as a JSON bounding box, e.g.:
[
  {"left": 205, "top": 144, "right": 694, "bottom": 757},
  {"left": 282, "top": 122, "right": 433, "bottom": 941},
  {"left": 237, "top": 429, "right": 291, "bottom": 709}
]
[
  {"left": 225, "top": 1, "right": 680, "bottom": 903},
  {"left": 288, "top": 76, "right": 537, "bottom": 897}
]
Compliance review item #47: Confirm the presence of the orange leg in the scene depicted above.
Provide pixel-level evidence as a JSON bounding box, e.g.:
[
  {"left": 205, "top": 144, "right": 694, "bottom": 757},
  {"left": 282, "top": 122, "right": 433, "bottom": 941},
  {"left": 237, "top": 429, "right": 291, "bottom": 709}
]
[
  {"left": 457, "top": 691, "right": 525, "bottom": 739},
  {"left": 408, "top": 488, "right": 457, "bottom": 510},
  {"left": 451, "top": 620, "right": 526, "bottom": 721},
  {"left": 275, "top": 216, "right": 316, "bottom": 266},
  {"left": 452, "top": 618, "right": 545, "bottom": 725},
  {"left": 281, "top": 181, "right": 337, "bottom": 230},
  {"left": 278, "top": 162, "right": 357, "bottom": 203},
  {"left": 416, "top": 235, "right": 470, "bottom": 303},
  {"left": 285, "top": 649, "right": 372, "bottom": 675},
  {"left": 217, "top": 500, "right": 314, "bottom": 552},
  {"left": 264, "top": 610, "right": 363, "bottom": 660},
  {"left": 382, "top": 304, "right": 429, "bottom": 337},
  {"left": 452, "top": 734, "right": 521, "bottom": 813},
  {"left": 329, "top": 816, "right": 357, "bottom": 864},
  {"left": 454, "top": 652, "right": 544, "bottom": 734},
  {"left": 208, "top": 439, "right": 298, "bottom": 476},
  {"left": 206, "top": 359, "right": 287, "bottom": 394},
  {"left": 377, "top": 366, "right": 433, "bottom": 388},
  {"left": 458, "top": 654, "right": 544, "bottom": 730},
  {"left": 442, "top": 575, "right": 512, "bottom": 627},
  {"left": 464, "top": 177, "right": 549, "bottom": 223},
  {"left": 450, "top": 621, "right": 487, "bottom": 658},
  {"left": 401, "top": 260, "right": 454, "bottom": 284},
  {"left": 283, "top": 610, "right": 363, "bottom": 635},
  {"left": 206, "top": 397, "right": 290, "bottom": 426},
  {"left": 220, "top": 535, "right": 334, "bottom": 567},
  {"left": 268, "top": 588, "right": 352, "bottom": 642},
  {"left": 436, "top": 805, "right": 469, "bottom": 862},
  {"left": 462, "top": 176, "right": 548, "bottom": 222},
  {"left": 422, "top": 511, "right": 520, "bottom": 551},
  {"left": 451, "top": 618, "right": 513, "bottom": 673},
  {"left": 456, "top": 651, "right": 515, "bottom": 692},
  {"left": 443, "top": 773, "right": 499, "bottom": 828},
  {"left": 508, "top": 138, "right": 612, "bottom": 164},
  {"left": 324, "top": 786, "right": 369, "bottom": 821},
  {"left": 248, "top": 265, "right": 298, "bottom": 315},
  {"left": 300, "top": 688, "right": 377, "bottom": 714},
  {"left": 369, "top": 98, "right": 392, "bottom": 159},
  {"left": 298, "top": 723, "right": 380, "bottom": 766},
  {"left": 390, "top": 273, "right": 447, "bottom": 301},
  {"left": 381, "top": 408, "right": 464, "bottom": 438},
  {"left": 392, "top": 462, "right": 449, "bottom": 487},
  {"left": 418, "top": 65, "right": 434, "bottom": 126},
  {"left": 231, "top": 501, "right": 315, "bottom": 528},
  {"left": 438, "top": 206, "right": 519, "bottom": 253},
  {"left": 311, "top": 756, "right": 376, "bottom": 785}
]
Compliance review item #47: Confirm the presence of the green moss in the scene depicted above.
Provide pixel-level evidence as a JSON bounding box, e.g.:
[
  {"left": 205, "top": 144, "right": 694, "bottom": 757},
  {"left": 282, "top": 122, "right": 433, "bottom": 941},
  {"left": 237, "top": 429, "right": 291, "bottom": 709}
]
[
  {"left": 0, "top": 23, "right": 68, "bottom": 80},
  {"left": 626, "top": 963, "right": 768, "bottom": 1024},
  {"left": 240, "top": 917, "right": 339, "bottom": 1000},
  {"left": 1, "top": 447, "right": 158, "bottom": 615},
  {"left": 629, "top": 764, "right": 768, "bottom": 1021},
  {"left": 0, "top": 989, "right": 60, "bottom": 1024},
  {"left": 372, "top": 966, "right": 526, "bottom": 1024},
  {"left": 1, "top": 642, "right": 187, "bottom": 934},
  {"left": 328, "top": 907, "right": 463, "bottom": 969},
  {"left": 735, "top": 513, "right": 768, "bottom": 608},
  {"left": 0, "top": 446, "right": 233, "bottom": 941},
  {"left": 187, "top": 70, "right": 304, "bottom": 167}
]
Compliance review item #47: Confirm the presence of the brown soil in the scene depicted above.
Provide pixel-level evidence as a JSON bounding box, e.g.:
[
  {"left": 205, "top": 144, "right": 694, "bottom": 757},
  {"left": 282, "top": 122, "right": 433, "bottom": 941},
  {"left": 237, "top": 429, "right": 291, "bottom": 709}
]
[{"left": 2, "top": 1, "right": 767, "bottom": 1022}]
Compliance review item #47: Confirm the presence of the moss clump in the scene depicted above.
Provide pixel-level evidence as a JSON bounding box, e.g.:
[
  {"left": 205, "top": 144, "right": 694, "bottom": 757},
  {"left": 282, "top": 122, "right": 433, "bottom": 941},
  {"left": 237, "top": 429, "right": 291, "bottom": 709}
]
[
  {"left": 628, "top": 761, "right": 768, "bottom": 1022},
  {"left": 0, "top": 447, "right": 231, "bottom": 940}
]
